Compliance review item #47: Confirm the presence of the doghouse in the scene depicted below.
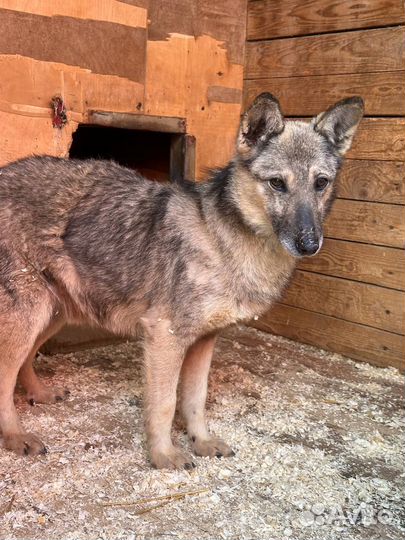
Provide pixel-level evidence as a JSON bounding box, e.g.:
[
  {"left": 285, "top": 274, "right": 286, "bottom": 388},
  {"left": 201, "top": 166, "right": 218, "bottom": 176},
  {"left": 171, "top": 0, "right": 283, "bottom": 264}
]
[{"left": 0, "top": 2, "right": 404, "bottom": 539}]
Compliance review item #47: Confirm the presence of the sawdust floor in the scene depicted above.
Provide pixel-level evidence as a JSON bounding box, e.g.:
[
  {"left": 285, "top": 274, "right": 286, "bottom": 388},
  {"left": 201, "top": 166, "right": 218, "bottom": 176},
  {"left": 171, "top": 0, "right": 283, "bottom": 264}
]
[{"left": 0, "top": 325, "right": 403, "bottom": 540}]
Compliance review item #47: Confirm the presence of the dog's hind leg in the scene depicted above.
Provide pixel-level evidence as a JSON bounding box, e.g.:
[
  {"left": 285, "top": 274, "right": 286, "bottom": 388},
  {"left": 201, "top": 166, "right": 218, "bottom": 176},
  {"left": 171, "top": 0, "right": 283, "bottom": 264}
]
[
  {"left": 180, "top": 333, "right": 235, "bottom": 458},
  {"left": 18, "top": 318, "right": 69, "bottom": 405},
  {"left": 0, "top": 298, "right": 53, "bottom": 456},
  {"left": 141, "top": 315, "right": 195, "bottom": 470}
]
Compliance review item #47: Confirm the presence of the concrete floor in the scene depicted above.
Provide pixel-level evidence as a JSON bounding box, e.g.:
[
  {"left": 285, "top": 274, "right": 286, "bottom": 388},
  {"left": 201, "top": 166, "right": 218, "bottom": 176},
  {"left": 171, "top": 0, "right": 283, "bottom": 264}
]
[{"left": 0, "top": 325, "right": 403, "bottom": 540}]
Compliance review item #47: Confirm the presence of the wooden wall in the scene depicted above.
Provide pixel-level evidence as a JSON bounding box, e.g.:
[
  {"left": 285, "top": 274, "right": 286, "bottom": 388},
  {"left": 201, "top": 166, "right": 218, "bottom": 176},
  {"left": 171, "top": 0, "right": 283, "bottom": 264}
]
[
  {"left": 0, "top": 0, "right": 247, "bottom": 178},
  {"left": 245, "top": 0, "right": 405, "bottom": 370}
]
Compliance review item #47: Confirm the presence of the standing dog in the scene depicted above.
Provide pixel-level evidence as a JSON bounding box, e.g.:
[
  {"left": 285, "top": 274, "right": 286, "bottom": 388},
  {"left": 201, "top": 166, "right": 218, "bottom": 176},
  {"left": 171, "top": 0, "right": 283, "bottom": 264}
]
[{"left": 0, "top": 94, "right": 363, "bottom": 469}]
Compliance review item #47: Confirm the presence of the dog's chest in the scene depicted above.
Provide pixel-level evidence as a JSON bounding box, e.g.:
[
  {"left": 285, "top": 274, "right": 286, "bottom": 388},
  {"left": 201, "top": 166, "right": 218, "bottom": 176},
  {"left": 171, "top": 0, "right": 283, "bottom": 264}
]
[{"left": 205, "top": 250, "right": 295, "bottom": 330}]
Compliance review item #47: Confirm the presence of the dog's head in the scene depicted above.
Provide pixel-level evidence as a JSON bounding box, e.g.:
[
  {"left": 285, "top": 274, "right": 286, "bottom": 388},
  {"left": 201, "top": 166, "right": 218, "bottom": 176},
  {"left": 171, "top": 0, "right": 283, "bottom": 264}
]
[{"left": 234, "top": 93, "right": 364, "bottom": 257}]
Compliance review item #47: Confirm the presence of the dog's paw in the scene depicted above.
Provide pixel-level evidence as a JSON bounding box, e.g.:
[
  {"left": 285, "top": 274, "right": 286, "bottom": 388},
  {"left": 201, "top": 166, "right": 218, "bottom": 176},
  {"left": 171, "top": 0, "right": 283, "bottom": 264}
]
[
  {"left": 27, "top": 386, "right": 70, "bottom": 405},
  {"left": 151, "top": 446, "right": 196, "bottom": 470},
  {"left": 3, "top": 433, "right": 48, "bottom": 456},
  {"left": 191, "top": 435, "right": 235, "bottom": 458}
]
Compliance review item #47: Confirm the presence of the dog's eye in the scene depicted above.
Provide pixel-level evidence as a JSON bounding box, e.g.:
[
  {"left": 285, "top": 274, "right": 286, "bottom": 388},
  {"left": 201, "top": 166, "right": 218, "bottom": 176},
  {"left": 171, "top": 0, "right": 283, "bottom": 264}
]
[
  {"left": 315, "top": 176, "right": 329, "bottom": 191},
  {"left": 268, "top": 177, "right": 287, "bottom": 192}
]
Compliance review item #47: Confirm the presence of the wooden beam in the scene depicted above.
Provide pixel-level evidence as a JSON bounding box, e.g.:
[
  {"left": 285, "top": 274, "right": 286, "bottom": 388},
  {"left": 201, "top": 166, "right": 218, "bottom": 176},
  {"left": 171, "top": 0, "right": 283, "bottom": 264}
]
[
  {"left": 88, "top": 111, "right": 187, "bottom": 133},
  {"left": 170, "top": 134, "right": 196, "bottom": 182}
]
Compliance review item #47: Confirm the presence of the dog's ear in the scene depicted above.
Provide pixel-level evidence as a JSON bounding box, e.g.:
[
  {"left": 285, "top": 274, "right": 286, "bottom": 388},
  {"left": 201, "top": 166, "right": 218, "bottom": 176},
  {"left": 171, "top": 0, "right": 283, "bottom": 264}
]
[
  {"left": 237, "top": 93, "right": 284, "bottom": 158},
  {"left": 312, "top": 96, "right": 364, "bottom": 156}
]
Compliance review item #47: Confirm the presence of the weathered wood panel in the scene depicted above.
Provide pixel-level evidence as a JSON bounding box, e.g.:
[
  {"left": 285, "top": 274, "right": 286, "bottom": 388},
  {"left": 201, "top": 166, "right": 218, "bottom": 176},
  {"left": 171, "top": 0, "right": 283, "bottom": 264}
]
[
  {"left": 282, "top": 270, "right": 405, "bottom": 334},
  {"left": 245, "top": 27, "right": 405, "bottom": 79},
  {"left": 347, "top": 118, "right": 405, "bottom": 161},
  {"left": 0, "top": 8, "right": 147, "bottom": 82},
  {"left": 325, "top": 199, "right": 405, "bottom": 248},
  {"left": 244, "top": 72, "right": 405, "bottom": 116},
  {"left": 298, "top": 239, "right": 405, "bottom": 291},
  {"left": 247, "top": 0, "right": 405, "bottom": 40},
  {"left": 337, "top": 160, "right": 405, "bottom": 204},
  {"left": 254, "top": 304, "right": 405, "bottom": 370},
  {"left": 245, "top": 0, "right": 405, "bottom": 368}
]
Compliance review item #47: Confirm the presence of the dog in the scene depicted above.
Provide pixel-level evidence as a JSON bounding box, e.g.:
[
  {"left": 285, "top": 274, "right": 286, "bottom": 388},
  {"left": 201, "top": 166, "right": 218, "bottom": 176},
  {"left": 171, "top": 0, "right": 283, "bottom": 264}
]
[{"left": 0, "top": 93, "right": 364, "bottom": 469}]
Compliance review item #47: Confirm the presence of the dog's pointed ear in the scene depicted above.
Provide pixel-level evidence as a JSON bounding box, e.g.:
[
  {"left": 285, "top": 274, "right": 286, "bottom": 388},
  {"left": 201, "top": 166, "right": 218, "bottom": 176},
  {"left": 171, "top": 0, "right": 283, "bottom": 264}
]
[
  {"left": 312, "top": 96, "right": 364, "bottom": 156},
  {"left": 237, "top": 93, "right": 284, "bottom": 158}
]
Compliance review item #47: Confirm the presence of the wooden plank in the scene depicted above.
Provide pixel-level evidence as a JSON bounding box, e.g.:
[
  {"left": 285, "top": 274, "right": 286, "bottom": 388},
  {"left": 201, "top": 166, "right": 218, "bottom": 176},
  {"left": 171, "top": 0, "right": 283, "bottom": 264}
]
[
  {"left": 144, "top": 34, "right": 243, "bottom": 179},
  {"left": 0, "top": 55, "right": 145, "bottom": 120},
  {"left": 147, "top": 0, "right": 247, "bottom": 64},
  {"left": 0, "top": 8, "right": 146, "bottom": 83},
  {"left": 0, "top": 110, "right": 78, "bottom": 166},
  {"left": 298, "top": 239, "right": 405, "bottom": 291},
  {"left": 247, "top": 0, "right": 405, "bottom": 40},
  {"left": 281, "top": 270, "right": 405, "bottom": 334},
  {"left": 325, "top": 199, "right": 405, "bottom": 248},
  {"left": 337, "top": 160, "right": 405, "bottom": 204},
  {"left": 245, "top": 27, "right": 405, "bottom": 79},
  {"left": 207, "top": 86, "right": 242, "bottom": 104},
  {"left": 0, "top": 0, "right": 147, "bottom": 28},
  {"left": 88, "top": 111, "right": 187, "bottom": 133},
  {"left": 243, "top": 72, "right": 405, "bottom": 116},
  {"left": 347, "top": 118, "right": 405, "bottom": 161},
  {"left": 169, "top": 134, "right": 196, "bottom": 182},
  {"left": 252, "top": 304, "right": 405, "bottom": 370}
]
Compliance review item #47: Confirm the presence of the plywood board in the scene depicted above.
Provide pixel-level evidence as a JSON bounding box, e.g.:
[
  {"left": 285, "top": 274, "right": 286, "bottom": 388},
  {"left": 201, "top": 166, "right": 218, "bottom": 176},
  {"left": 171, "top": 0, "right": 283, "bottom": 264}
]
[
  {"left": 0, "top": 8, "right": 147, "bottom": 82},
  {"left": 0, "top": 0, "right": 147, "bottom": 27}
]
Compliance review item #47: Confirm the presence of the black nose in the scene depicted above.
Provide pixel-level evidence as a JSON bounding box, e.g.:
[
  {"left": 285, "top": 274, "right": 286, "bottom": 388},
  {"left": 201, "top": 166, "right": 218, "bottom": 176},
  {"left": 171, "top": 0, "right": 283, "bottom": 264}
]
[{"left": 295, "top": 236, "right": 319, "bottom": 256}]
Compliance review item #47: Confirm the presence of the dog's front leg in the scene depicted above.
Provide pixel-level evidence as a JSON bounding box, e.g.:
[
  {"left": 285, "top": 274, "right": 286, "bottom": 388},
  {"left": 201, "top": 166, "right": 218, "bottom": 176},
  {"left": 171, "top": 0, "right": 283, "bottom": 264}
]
[
  {"left": 141, "top": 316, "right": 195, "bottom": 470},
  {"left": 180, "top": 334, "right": 235, "bottom": 459}
]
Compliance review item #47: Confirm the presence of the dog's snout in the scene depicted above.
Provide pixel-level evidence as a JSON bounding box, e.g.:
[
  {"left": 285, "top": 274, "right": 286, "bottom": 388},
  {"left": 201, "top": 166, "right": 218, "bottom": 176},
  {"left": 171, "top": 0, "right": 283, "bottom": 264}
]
[
  {"left": 295, "top": 234, "right": 320, "bottom": 256},
  {"left": 293, "top": 206, "right": 321, "bottom": 256}
]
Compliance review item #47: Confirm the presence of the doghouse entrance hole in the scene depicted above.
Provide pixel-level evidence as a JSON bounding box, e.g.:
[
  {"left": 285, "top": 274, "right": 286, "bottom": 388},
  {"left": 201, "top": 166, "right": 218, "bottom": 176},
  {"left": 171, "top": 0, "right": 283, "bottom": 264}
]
[
  {"left": 69, "top": 112, "right": 195, "bottom": 183},
  {"left": 69, "top": 125, "right": 171, "bottom": 181}
]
